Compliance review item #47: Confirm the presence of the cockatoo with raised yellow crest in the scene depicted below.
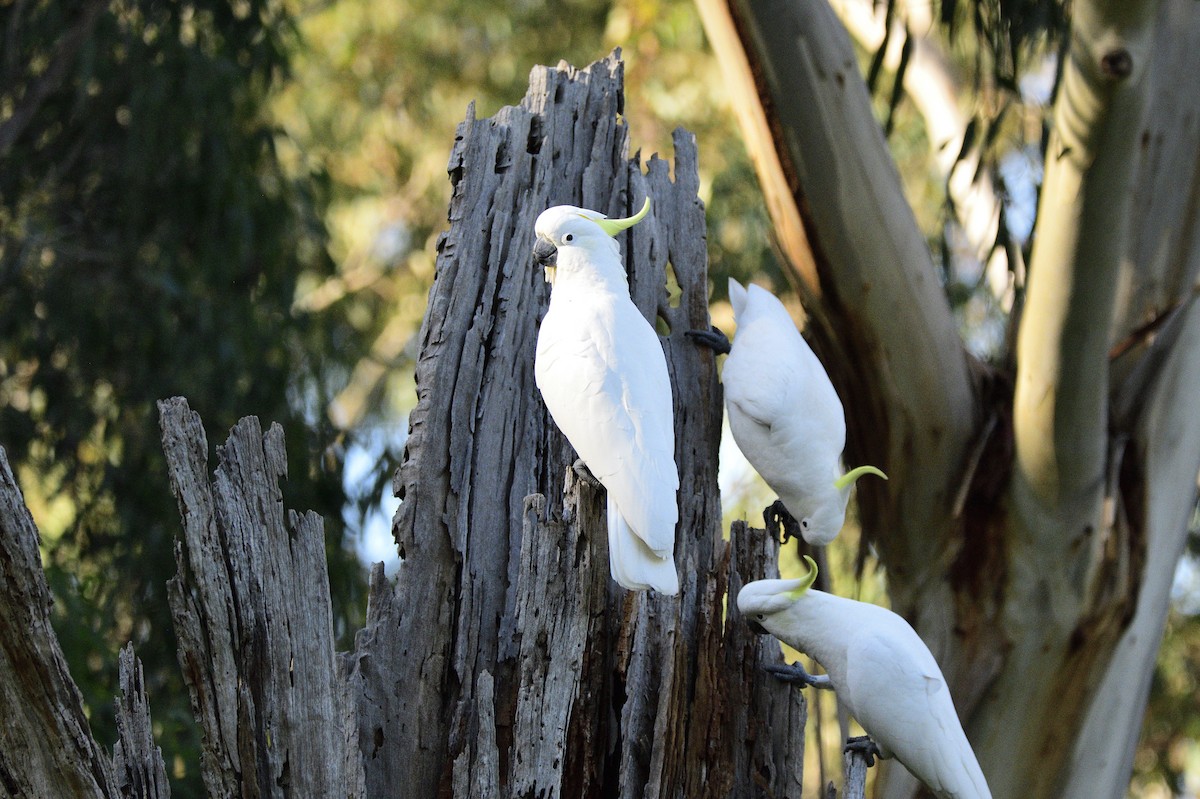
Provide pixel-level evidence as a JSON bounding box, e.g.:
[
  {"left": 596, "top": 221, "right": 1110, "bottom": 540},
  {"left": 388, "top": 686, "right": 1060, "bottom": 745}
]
[
  {"left": 691, "top": 278, "right": 886, "bottom": 545},
  {"left": 738, "top": 557, "right": 991, "bottom": 799},
  {"left": 530, "top": 197, "right": 679, "bottom": 595}
]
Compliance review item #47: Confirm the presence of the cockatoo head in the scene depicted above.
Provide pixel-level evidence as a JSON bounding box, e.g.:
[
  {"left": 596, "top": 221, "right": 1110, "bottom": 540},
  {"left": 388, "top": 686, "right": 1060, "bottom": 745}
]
[
  {"left": 532, "top": 198, "right": 650, "bottom": 285},
  {"left": 737, "top": 555, "right": 819, "bottom": 636},
  {"left": 798, "top": 464, "right": 887, "bottom": 545}
]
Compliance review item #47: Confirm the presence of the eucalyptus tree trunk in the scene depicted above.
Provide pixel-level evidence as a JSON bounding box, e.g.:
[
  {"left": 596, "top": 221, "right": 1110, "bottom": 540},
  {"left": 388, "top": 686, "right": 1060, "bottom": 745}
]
[{"left": 696, "top": 0, "right": 1200, "bottom": 796}]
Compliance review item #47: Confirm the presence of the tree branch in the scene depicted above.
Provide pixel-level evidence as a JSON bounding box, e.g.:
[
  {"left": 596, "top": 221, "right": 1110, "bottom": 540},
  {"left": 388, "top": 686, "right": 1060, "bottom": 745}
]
[
  {"left": 1013, "top": 0, "right": 1164, "bottom": 516},
  {"left": 830, "top": 0, "right": 1013, "bottom": 301}
]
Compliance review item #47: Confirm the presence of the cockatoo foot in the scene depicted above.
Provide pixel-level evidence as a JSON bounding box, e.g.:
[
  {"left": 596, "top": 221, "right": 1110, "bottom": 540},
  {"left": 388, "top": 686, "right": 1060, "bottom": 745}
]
[
  {"left": 764, "top": 662, "right": 833, "bottom": 690},
  {"left": 844, "top": 735, "right": 883, "bottom": 767},
  {"left": 684, "top": 326, "right": 732, "bottom": 355},
  {"left": 764, "top": 499, "right": 803, "bottom": 544},
  {"left": 572, "top": 459, "right": 604, "bottom": 490}
]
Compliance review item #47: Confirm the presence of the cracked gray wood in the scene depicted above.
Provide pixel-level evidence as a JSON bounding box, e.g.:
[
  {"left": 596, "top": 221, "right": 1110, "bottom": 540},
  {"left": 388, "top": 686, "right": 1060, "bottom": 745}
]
[
  {"left": 112, "top": 643, "right": 171, "bottom": 799},
  {"left": 2, "top": 447, "right": 169, "bottom": 798},
  {"left": 158, "top": 397, "right": 364, "bottom": 799},
  {"left": 0, "top": 445, "right": 117, "bottom": 798}
]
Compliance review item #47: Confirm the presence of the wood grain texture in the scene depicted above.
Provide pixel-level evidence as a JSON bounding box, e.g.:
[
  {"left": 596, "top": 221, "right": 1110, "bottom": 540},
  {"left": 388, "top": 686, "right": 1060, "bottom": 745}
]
[
  {"left": 112, "top": 644, "right": 171, "bottom": 799},
  {"left": 158, "top": 397, "right": 364, "bottom": 799},
  {"left": 0, "top": 446, "right": 116, "bottom": 799}
]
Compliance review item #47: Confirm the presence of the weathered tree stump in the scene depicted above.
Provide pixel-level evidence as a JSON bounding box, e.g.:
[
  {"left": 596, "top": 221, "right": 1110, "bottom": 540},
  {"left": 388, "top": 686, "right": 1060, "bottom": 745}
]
[
  {"left": 0, "top": 51, "right": 833, "bottom": 799},
  {"left": 340, "top": 51, "right": 806, "bottom": 797},
  {"left": 158, "top": 397, "right": 364, "bottom": 799}
]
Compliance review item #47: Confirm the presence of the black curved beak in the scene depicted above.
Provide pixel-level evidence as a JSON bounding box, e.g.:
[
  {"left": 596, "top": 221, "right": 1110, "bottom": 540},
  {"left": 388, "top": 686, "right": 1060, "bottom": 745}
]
[
  {"left": 532, "top": 238, "right": 558, "bottom": 268},
  {"left": 747, "top": 620, "right": 768, "bottom": 636}
]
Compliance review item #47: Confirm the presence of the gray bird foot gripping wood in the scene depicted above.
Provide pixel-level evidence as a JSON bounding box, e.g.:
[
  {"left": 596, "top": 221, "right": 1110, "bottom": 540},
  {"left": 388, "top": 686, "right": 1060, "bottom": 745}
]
[
  {"left": 764, "top": 661, "right": 834, "bottom": 690},
  {"left": 684, "top": 326, "right": 732, "bottom": 355},
  {"left": 843, "top": 735, "right": 883, "bottom": 767},
  {"left": 763, "top": 498, "right": 804, "bottom": 544},
  {"left": 571, "top": 458, "right": 604, "bottom": 490}
]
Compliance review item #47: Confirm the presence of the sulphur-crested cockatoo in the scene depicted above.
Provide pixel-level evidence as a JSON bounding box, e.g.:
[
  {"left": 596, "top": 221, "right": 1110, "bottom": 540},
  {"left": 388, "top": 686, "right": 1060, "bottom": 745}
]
[
  {"left": 705, "top": 278, "right": 885, "bottom": 545},
  {"left": 738, "top": 557, "right": 991, "bottom": 799},
  {"left": 531, "top": 197, "right": 679, "bottom": 595}
]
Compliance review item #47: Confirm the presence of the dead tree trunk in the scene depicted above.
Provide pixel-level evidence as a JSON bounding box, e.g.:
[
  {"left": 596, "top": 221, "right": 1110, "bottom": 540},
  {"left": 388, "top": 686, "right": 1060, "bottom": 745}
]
[
  {"left": 340, "top": 51, "right": 807, "bottom": 798},
  {"left": 157, "top": 397, "right": 364, "bottom": 799}
]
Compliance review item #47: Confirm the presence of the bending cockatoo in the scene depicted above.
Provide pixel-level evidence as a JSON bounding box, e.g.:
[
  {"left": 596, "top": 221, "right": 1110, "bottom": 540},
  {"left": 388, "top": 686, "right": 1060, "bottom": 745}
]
[
  {"left": 531, "top": 197, "right": 679, "bottom": 595},
  {"left": 711, "top": 278, "right": 885, "bottom": 545},
  {"left": 738, "top": 557, "right": 991, "bottom": 799}
]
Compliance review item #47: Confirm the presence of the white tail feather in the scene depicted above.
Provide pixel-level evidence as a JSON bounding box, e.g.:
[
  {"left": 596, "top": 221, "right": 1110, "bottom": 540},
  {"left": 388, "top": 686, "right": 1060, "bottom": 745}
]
[{"left": 607, "top": 494, "right": 679, "bottom": 595}]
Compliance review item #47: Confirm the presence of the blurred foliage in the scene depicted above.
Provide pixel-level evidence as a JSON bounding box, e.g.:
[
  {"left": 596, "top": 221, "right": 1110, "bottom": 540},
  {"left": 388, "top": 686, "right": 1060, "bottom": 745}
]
[{"left": 0, "top": 0, "right": 371, "bottom": 795}]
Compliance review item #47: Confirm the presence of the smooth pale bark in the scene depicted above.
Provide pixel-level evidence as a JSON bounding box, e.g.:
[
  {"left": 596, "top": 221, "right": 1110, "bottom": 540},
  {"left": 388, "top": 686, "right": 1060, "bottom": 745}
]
[
  {"left": 984, "top": 0, "right": 1164, "bottom": 792},
  {"left": 1066, "top": 0, "right": 1200, "bottom": 792},
  {"left": 829, "top": 0, "right": 1011, "bottom": 298}
]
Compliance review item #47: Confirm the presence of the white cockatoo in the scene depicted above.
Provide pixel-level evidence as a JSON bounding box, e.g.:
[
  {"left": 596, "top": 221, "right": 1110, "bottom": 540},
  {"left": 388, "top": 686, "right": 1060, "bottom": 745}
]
[
  {"left": 714, "top": 278, "right": 885, "bottom": 545},
  {"left": 738, "top": 557, "right": 991, "bottom": 799},
  {"left": 531, "top": 197, "right": 679, "bottom": 595}
]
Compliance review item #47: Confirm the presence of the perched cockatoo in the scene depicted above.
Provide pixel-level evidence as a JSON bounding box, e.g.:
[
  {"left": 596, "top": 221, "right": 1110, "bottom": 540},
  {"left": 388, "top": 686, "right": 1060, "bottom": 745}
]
[
  {"left": 738, "top": 557, "right": 991, "bottom": 799},
  {"left": 531, "top": 197, "right": 679, "bottom": 595},
  {"left": 706, "top": 278, "right": 885, "bottom": 545}
]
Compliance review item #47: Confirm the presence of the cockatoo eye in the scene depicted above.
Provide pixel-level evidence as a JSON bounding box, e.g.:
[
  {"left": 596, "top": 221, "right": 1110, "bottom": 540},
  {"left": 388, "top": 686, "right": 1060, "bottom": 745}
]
[
  {"left": 563, "top": 233, "right": 574, "bottom": 243},
  {"left": 801, "top": 519, "right": 810, "bottom": 529},
  {"left": 756, "top": 614, "right": 765, "bottom": 621}
]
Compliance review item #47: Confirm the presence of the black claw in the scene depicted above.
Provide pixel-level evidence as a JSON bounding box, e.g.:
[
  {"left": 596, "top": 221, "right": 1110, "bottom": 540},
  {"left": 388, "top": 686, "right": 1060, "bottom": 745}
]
[
  {"left": 844, "top": 735, "right": 882, "bottom": 767},
  {"left": 685, "top": 326, "right": 732, "bottom": 355},
  {"left": 572, "top": 459, "right": 603, "bottom": 490},
  {"left": 764, "top": 499, "right": 802, "bottom": 544}
]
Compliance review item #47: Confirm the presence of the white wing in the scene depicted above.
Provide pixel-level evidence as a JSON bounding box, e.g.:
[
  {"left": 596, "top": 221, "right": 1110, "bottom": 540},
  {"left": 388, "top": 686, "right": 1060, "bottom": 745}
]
[
  {"left": 535, "top": 294, "right": 678, "bottom": 555},
  {"left": 722, "top": 293, "right": 846, "bottom": 506},
  {"left": 843, "top": 624, "right": 990, "bottom": 799}
]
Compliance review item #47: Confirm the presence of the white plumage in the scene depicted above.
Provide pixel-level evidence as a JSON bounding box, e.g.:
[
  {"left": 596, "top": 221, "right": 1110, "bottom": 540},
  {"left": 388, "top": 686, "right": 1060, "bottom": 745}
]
[
  {"left": 721, "top": 278, "right": 885, "bottom": 545},
  {"left": 738, "top": 561, "right": 991, "bottom": 799},
  {"left": 531, "top": 199, "right": 679, "bottom": 594}
]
